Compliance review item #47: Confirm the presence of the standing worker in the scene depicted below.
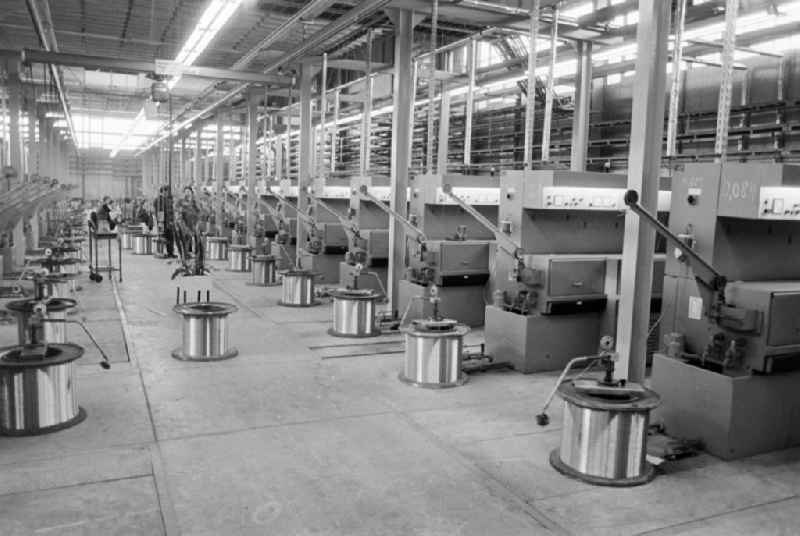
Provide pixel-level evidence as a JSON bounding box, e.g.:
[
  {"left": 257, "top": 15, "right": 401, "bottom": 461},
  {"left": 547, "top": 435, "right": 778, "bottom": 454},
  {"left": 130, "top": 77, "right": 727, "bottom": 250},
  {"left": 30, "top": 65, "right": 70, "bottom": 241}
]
[{"left": 154, "top": 186, "right": 176, "bottom": 258}]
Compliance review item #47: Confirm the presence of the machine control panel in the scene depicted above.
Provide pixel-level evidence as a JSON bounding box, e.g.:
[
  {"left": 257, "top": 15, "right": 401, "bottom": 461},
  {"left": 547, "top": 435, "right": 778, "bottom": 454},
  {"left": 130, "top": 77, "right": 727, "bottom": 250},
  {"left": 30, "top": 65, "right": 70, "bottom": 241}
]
[
  {"left": 758, "top": 187, "right": 800, "bottom": 219},
  {"left": 314, "top": 186, "right": 350, "bottom": 199},
  {"left": 540, "top": 187, "right": 671, "bottom": 212},
  {"left": 362, "top": 187, "right": 394, "bottom": 202},
  {"left": 433, "top": 187, "right": 500, "bottom": 206}
]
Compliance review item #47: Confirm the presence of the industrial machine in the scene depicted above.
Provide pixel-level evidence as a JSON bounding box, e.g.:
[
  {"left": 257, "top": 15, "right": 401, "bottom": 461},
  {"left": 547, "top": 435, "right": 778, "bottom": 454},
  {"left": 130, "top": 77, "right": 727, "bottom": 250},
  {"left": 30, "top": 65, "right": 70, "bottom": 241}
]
[
  {"left": 638, "top": 162, "right": 800, "bottom": 459},
  {"left": 298, "top": 176, "right": 351, "bottom": 284},
  {"left": 398, "top": 174, "right": 500, "bottom": 327},
  {"left": 485, "top": 170, "right": 670, "bottom": 373},
  {"left": 338, "top": 175, "right": 391, "bottom": 294}
]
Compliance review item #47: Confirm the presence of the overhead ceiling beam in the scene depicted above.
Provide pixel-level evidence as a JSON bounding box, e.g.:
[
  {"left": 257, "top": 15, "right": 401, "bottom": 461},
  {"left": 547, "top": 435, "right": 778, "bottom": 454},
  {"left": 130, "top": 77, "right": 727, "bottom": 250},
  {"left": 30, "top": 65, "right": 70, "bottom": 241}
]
[
  {"left": 139, "top": 0, "right": 392, "bottom": 154},
  {"left": 19, "top": 49, "right": 292, "bottom": 85}
]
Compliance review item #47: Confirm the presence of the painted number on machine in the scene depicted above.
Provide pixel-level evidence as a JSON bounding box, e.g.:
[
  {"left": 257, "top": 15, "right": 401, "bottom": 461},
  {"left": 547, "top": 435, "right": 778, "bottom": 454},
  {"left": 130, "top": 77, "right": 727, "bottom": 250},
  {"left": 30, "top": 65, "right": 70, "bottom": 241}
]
[{"left": 722, "top": 180, "right": 755, "bottom": 201}]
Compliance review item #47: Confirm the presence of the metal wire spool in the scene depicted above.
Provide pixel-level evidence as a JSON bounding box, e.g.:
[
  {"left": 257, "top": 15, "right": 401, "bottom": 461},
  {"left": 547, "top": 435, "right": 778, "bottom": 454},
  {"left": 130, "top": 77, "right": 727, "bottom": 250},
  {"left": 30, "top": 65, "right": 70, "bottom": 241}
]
[
  {"left": 33, "top": 274, "right": 76, "bottom": 300},
  {"left": 228, "top": 245, "right": 252, "bottom": 272},
  {"left": 399, "top": 318, "right": 469, "bottom": 388},
  {"left": 249, "top": 254, "right": 278, "bottom": 286},
  {"left": 279, "top": 270, "right": 318, "bottom": 307},
  {"left": 34, "top": 257, "right": 81, "bottom": 275},
  {"left": 0, "top": 343, "right": 86, "bottom": 435},
  {"left": 550, "top": 382, "right": 661, "bottom": 486},
  {"left": 132, "top": 234, "right": 152, "bottom": 255},
  {"left": 154, "top": 236, "right": 167, "bottom": 256},
  {"left": 205, "top": 236, "right": 229, "bottom": 260},
  {"left": 172, "top": 302, "right": 239, "bottom": 361},
  {"left": 328, "top": 288, "right": 380, "bottom": 338},
  {"left": 6, "top": 298, "right": 77, "bottom": 345},
  {"left": 119, "top": 226, "right": 135, "bottom": 250}
]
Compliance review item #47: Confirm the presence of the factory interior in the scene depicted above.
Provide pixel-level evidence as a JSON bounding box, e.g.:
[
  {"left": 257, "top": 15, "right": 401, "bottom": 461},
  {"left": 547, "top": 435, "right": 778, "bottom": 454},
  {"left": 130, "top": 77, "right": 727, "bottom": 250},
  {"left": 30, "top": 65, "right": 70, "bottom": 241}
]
[{"left": 2, "top": 0, "right": 800, "bottom": 534}]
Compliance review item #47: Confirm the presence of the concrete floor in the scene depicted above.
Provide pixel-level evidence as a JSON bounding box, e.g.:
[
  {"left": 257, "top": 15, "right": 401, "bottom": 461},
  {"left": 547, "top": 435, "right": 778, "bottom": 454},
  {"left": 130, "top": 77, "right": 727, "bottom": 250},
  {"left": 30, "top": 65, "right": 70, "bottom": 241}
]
[{"left": 2, "top": 250, "right": 800, "bottom": 535}]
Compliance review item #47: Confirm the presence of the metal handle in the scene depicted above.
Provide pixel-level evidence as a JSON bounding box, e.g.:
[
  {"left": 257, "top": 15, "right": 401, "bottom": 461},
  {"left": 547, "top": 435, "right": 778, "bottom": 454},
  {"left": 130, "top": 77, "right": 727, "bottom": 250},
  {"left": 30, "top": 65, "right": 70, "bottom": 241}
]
[
  {"left": 442, "top": 184, "right": 523, "bottom": 260},
  {"left": 359, "top": 185, "right": 428, "bottom": 242},
  {"left": 624, "top": 189, "right": 726, "bottom": 293}
]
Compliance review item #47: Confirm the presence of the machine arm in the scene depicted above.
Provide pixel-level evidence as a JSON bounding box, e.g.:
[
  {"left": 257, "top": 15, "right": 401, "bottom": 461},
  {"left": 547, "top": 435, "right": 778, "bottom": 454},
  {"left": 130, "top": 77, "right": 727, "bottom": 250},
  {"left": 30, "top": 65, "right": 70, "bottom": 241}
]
[
  {"left": 269, "top": 189, "right": 318, "bottom": 232},
  {"left": 442, "top": 183, "right": 523, "bottom": 260},
  {"left": 307, "top": 191, "right": 359, "bottom": 238},
  {"left": 624, "top": 189, "right": 727, "bottom": 306},
  {"left": 359, "top": 185, "right": 427, "bottom": 242}
]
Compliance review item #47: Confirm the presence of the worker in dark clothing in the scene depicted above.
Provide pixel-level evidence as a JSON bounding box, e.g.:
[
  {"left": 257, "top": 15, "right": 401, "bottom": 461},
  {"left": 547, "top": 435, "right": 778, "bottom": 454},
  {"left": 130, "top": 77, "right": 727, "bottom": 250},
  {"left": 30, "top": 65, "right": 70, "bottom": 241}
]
[
  {"left": 175, "top": 186, "right": 201, "bottom": 256},
  {"left": 90, "top": 196, "right": 118, "bottom": 233},
  {"left": 154, "top": 186, "right": 176, "bottom": 257}
]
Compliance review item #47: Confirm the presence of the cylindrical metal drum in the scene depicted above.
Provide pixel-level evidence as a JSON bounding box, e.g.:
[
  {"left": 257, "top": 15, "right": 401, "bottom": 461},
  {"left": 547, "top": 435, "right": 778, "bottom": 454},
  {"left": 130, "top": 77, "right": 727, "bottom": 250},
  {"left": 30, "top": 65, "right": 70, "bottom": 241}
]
[
  {"left": 328, "top": 289, "right": 380, "bottom": 338},
  {"left": 0, "top": 343, "right": 86, "bottom": 435},
  {"left": 550, "top": 382, "right": 661, "bottom": 486},
  {"left": 206, "top": 236, "right": 229, "bottom": 260},
  {"left": 119, "top": 225, "right": 134, "bottom": 250},
  {"left": 228, "top": 245, "right": 252, "bottom": 272},
  {"left": 132, "top": 234, "right": 152, "bottom": 255},
  {"left": 249, "top": 255, "right": 278, "bottom": 286},
  {"left": 120, "top": 231, "right": 133, "bottom": 250},
  {"left": 33, "top": 274, "right": 75, "bottom": 300},
  {"left": 400, "top": 319, "right": 469, "bottom": 388},
  {"left": 172, "top": 302, "right": 239, "bottom": 361},
  {"left": 279, "top": 270, "right": 318, "bottom": 307},
  {"left": 6, "top": 298, "right": 77, "bottom": 345},
  {"left": 154, "top": 236, "right": 166, "bottom": 256}
]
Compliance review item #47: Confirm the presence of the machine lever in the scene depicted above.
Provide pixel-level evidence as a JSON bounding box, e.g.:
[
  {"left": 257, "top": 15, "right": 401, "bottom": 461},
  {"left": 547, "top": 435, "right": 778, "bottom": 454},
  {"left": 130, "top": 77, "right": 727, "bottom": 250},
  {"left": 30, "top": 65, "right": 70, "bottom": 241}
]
[
  {"left": 624, "top": 189, "right": 728, "bottom": 313},
  {"left": 441, "top": 184, "right": 524, "bottom": 261},
  {"left": 359, "top": 185, "right": 428, "bottom": 242}
]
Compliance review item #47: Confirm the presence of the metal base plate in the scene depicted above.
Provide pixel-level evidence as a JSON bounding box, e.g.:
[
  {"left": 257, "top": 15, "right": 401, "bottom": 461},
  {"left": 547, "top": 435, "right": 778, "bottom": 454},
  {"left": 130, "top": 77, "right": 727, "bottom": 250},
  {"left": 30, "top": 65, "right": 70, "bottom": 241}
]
[
  {"left": 171, "top": 348, "right": 239, "bottom": 362},
  {"left": 327, "top": 327, "right": 381, "bottom": 339},
  {"left": 548, "top": 449, "right": 656, "bottom": 487},
  {"left": 397, "top": 372, "right": 469, "bottom": 389},
  {"left": 277, "top": 300, "right": 321, "bottom": 308},
  {"left": 246, "top": 281, "right": 280, "bottom": 287},
  {"left": 226, "top": 268, "right": 251, "bottom": 273},
  {"left": 0, "top": 407, "right": 87, "bottom": 436}
]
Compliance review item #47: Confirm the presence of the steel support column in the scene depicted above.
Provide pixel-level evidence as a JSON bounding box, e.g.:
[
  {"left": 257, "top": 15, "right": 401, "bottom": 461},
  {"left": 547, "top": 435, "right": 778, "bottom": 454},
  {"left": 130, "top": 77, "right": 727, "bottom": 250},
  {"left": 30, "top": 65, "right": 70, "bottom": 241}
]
[
  {"left": 296, "top": 60, "right": 314, "bottom": 264},
  {"left": 570, "top": 41, "right": 592, "bottom": 172},
  {"left": 541, "top": 6, "right": 558, "bottom": 162},
  {"left": 523, "top": 0, "right": 540, "bottom": 169},
  {"left": 6, "top": 59, "right": 22, "bottom": 174},
  {"left": 214, "top": 112, "right": 225, "bottom": 233},
  {"left": 193, "top": 125, "right": 202, "bottom": 186},
  {"left": 387, "top": 8, "right": 422, "bottom": 312},
  {"left": 714, "top": 0, "right": 739, "bottom": 159},
  {"left": 246, "top": 89, "right": 259, "bottom": 247},
  {"left": 464, "top": 38, "right": 476, "bottom": 167},
  {"left": 615, "top": 0, "right": 671, "bottom": 383},
  {"left": 666, "top": 0, "right": 687, "bottom": 158},
  {"left": 437, "top": 81, "right": 451, "bottom": 173}
]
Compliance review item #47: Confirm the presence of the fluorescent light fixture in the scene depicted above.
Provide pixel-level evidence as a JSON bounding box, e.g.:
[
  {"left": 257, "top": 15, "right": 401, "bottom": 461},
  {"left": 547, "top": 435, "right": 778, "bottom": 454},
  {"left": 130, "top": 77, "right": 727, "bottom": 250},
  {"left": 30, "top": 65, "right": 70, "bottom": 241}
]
[
  {"left": 168, "top": 0, "right": 243, "bottom": 89},
  {"left": 112, "top": 0, "right": 243, "bottom": 156}
]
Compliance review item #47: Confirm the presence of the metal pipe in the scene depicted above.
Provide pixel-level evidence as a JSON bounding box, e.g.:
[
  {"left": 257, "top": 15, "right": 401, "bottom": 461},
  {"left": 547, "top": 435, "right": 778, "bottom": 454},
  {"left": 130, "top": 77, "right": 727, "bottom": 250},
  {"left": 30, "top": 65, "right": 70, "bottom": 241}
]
[
  {"left": 25, "top": 0, "right": 77, "bottom": 143},
  {"left": 318, "top": 53, "right": 328, "bottom": 178}
]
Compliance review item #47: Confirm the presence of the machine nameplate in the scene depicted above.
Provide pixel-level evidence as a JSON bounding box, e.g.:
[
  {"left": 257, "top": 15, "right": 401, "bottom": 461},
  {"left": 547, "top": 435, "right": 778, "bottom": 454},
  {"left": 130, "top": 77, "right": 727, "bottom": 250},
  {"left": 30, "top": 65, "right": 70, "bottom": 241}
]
[{"left": 758, "top": 187, "right": 800, "bottom": 219}]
